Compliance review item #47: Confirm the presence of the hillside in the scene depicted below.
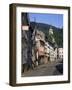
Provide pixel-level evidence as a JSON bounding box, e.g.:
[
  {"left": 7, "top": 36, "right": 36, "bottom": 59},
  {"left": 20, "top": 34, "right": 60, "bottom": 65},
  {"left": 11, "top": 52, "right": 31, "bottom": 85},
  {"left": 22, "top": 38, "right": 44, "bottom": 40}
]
[{"left": 30, "top": 22, "right": 63, "bottom": 47}]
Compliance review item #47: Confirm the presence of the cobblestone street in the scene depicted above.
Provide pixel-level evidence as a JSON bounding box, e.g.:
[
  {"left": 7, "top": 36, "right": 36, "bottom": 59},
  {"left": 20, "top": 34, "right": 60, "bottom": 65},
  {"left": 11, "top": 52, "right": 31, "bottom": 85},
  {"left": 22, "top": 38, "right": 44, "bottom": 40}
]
[{"left": 22, "top": 61, "right": 63, "bottom": 77}]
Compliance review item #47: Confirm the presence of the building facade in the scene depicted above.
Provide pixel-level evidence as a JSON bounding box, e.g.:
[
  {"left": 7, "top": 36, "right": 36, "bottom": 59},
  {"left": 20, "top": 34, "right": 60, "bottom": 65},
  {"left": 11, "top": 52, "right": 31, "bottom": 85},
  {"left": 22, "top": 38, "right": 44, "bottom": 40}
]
[{"left": 58, "top": 48, "right": 63, "bottom": 59}]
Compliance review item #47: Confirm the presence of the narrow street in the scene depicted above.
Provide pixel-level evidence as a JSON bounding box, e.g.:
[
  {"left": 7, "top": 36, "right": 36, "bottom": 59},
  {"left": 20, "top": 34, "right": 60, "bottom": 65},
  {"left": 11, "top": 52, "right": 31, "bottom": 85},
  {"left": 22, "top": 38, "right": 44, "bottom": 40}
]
[{"left": 22, "top": 61, "right": 63, "bottom": 77}]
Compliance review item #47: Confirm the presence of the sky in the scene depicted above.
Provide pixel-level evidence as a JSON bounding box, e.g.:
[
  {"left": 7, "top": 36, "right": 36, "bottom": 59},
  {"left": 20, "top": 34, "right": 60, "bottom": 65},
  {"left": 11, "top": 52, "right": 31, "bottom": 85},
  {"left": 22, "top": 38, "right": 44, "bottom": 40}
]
[{"left": 29, "top": 13, "right": 63, "bottom": 28}]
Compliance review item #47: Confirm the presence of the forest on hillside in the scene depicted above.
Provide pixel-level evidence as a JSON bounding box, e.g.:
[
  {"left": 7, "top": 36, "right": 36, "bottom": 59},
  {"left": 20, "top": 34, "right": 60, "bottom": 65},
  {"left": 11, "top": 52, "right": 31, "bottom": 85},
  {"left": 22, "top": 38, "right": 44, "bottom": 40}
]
[{"left": 30, "top": 22, "right": 63, "bottom": 47}]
